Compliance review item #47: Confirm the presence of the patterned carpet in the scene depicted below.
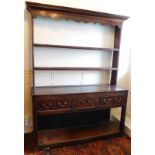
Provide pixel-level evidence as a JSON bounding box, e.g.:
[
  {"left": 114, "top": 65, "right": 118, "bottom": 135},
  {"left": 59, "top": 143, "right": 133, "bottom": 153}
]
[{"left": 25, "top": 135, "right": 131, "bottom": 155}]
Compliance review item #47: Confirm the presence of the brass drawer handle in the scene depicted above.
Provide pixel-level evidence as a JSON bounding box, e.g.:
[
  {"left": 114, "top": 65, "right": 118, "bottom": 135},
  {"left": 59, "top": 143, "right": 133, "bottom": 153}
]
[
  {"left": 103, "top": 98, "right": 112, "bottom": 101},
  {"left": 58, "top": 101, "right": 68, "bottom": 106},
  {"left": 114, "top": 97, "right": 122, "bottom": 102},
  {"left": 103, "top": 98, "right": 112, "bottom": 103},
  {"left": 42, "top": 103, "right": 53, "bottom": 109},
  {"left": 81, "top": 100, "right": 91, "bottom": 104}
]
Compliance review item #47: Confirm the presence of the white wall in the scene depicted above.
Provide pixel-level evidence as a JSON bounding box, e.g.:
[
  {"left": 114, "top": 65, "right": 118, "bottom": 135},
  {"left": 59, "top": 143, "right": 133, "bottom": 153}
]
[{"left": 33, "top": 16, "right": 114, "bottom": 86}]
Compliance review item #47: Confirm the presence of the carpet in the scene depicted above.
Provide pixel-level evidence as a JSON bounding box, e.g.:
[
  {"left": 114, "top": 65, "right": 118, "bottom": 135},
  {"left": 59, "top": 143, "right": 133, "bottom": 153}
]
[{"left": 25, "top": 135, "right": 131, "bottom": 155}]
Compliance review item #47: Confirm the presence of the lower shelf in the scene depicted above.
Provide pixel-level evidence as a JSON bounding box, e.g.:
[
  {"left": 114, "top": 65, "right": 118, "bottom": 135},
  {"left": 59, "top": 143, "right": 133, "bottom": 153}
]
[{"left": 38, "top": 120, "right": 120, "bottom": 148}]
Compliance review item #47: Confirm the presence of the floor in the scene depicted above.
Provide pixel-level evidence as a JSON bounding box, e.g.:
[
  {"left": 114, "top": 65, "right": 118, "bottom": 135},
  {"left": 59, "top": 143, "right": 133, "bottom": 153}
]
[{"left": 24, "top": 133, "right": 131, "bottom": 155}]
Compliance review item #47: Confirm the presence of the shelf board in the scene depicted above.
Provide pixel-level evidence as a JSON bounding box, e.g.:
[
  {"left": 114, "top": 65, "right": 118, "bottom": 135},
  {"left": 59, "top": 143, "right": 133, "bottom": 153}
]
[
  {"left": 33, "top": 43, "right": 119, "bottom": 52},
  {"left": 38, "top": 121, "right": 120, "bottom": 148},
  {"left": 34, "top": 67, "right": 118, "bottom": 71}
]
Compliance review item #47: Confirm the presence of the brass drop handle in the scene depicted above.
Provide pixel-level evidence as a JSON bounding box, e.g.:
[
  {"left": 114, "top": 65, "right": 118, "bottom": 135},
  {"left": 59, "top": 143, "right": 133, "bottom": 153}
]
[
  {"left": 103, "top": 98, "right": 112, "bottom": 103},
  {"left": 81, "top": 100, "right": 91, "bottom": 104},
  {"left": 58, "top": 101, "right": 68, "bottom": 106},
  {"left": 114, "top": 97, "right": 122, "bottom": 102},
  {"left": 42, "top": 103, "right": 53, "bottom": 109}
]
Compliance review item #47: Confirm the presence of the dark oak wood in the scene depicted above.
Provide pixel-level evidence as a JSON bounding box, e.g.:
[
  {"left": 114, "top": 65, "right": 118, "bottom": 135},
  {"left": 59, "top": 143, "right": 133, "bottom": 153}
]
[
  {"left": 31, "top": 16, "right": 38, "bottom": 149},
  {"left": 26, "top": 2, "right": 129, "bottom": 26},
  {"left": 34, "top": 67, "right": 118, "bottom": 71},
  {"left": 32, "top": 97, "right": 38, "bottom": 149},
  {"left": 37, "top": 104, "right": 124, "bottom": 116},
  {"left": 25, "top": 131, "right": 130, "bottom": 152},
  {"left": 37, "top": 110, "right": 110, "bottom": 130},
  {"left": 38, "top": 121, "right": 120, "bottom": 148},
  {"left": 33, "top": 43, "right": 119, "bottom": 52},
  {"left": 34, "top": 87, "right": 127, "bottom": 115},
  {"left": 32, "top": 86, "right": 128, "bottom": 149},
  {"left": 24, "top": 132, "right": 35, "bottom": 152},
  {"left": 26, "top": 1, "right": 129, "bottom": 150},
  {"left": 33, "top": 85, "right": 127, "bottom": 96},
  {"left": 31, "top": 17, "right": 35, "bottom": 93},
  {"left": 26, "top": 2, "right": 129, "bottom": 20},
  {"left": 120, "top": 92, "right": 128, "bottom": 132},
  {"left": 110, "top": 26, "right": 121, "bottom": 85}
]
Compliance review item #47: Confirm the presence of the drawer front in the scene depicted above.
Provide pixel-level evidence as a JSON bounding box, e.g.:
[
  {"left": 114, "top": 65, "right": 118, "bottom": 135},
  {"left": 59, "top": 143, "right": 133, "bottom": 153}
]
[
  {"left": 56, "top": 97, "right": 74, "bottom": 109},
  {"left": 35, "top": 92, "right": 127, "bottom": 113},
  {"left": 36, "top": 95, "right": 74, "bottom": 111},
  {"left": 99, "top": 92, "right": 126, "bottom": 106},
  {"left": 75, "top": 94, "right": 99, "bottom": 109}
]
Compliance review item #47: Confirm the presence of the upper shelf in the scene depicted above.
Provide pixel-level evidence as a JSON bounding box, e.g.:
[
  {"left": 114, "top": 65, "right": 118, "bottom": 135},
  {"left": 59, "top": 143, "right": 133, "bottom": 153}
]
[
  {"left": 34, "top": 67, "right": 118, "bottom": 71},
  {"left": 33, "top": 43, "right": 119, "bottom": 52},
  {"left": 26, "top": 2, "right": 129, "bottom": 26}
]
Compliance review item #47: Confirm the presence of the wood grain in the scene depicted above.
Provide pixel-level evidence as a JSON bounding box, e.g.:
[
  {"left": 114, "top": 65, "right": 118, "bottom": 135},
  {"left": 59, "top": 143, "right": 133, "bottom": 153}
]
[
  {"left": 26, "top": 2, "right": 129, "bottom": 26},
  {"left": 33, "top": 43, "right": 119, "bottom": 52},
  {"left": 38, "top": 121, "right": 120, "bottom": 148},
  {"left": 33, "top": 67, "right": 118, "bottom": 71}
]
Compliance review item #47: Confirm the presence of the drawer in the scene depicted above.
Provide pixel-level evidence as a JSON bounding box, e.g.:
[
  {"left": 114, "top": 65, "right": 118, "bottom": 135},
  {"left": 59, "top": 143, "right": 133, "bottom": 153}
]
[
  {"left": 99, "top": 92, "right": 126, "bottom": 106},
  {"left": 75, "top": 94, "right": 99, "bottom": 109},
  {"left": 35, "top": 95, "right": 74, "bottom": 111}
]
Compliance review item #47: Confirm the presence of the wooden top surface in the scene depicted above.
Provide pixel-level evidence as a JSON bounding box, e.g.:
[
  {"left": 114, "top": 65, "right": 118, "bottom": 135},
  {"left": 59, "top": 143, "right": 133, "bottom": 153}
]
[{"left": 32, "top": 84, "right": 128, "bottom": 96}]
